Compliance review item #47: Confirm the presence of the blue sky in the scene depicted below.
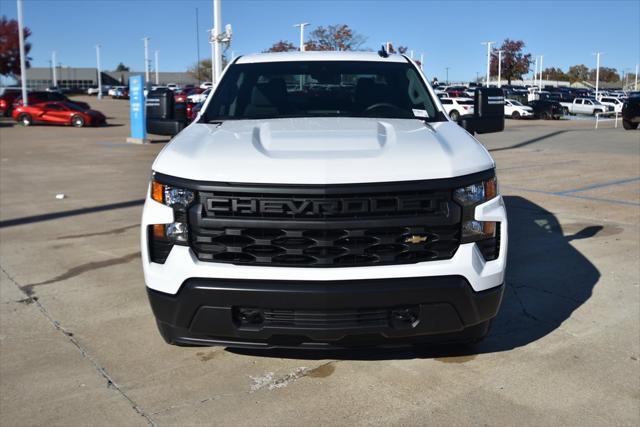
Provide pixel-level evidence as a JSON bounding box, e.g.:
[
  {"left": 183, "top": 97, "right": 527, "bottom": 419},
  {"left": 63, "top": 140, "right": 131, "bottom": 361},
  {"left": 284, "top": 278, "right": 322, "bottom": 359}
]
[{"left": 3, "top": 0, "right": 639, "bottom": 82}]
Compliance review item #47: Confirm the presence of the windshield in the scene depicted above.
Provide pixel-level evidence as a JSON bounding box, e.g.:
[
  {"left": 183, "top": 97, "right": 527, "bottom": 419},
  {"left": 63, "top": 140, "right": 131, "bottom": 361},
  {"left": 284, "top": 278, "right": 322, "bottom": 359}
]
[
  {"left": 510, "top": 100, "right": 523, "bottom": 106},
  {"left": 201, "top": 60, "right": 440, "bottom": 121}
]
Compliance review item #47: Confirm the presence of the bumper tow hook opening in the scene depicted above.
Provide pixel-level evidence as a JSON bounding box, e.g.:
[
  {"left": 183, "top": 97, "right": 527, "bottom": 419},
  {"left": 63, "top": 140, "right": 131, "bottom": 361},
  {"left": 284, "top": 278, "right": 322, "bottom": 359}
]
[
  {"left": 235, "top": 307, "right": 265, "bottom": 325},
  {"left": 390, "top": 307, "right": 420, "bottom": 329}
]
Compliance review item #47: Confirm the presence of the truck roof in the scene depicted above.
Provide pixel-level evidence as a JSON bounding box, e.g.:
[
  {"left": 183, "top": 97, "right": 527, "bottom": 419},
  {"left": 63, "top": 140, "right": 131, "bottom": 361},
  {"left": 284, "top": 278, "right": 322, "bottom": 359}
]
[{"left": 235, "top": 51, "right": 409, "bottom": 64}]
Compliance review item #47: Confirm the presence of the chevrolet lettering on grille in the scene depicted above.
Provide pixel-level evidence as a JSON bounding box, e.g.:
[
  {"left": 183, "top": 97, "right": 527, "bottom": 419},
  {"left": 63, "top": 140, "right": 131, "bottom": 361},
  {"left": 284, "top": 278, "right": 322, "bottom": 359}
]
[{"left": 206, "top": 196, "right": 436, "bottom": 217}]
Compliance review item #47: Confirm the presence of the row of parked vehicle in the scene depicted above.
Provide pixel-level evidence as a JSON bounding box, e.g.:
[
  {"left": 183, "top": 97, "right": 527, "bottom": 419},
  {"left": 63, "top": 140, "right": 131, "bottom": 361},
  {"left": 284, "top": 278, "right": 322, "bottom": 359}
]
[{"left": 0, "top": 88, "right": 107, "bottom": 127}]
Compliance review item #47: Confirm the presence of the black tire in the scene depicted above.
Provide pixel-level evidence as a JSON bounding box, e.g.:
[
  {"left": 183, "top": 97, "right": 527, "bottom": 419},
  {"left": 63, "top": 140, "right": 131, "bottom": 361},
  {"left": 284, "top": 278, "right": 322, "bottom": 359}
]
[
  {"left": 71, "top": 115, "right": 85, "bottom": 128},
  {"left": 542, "top": 111, "right": 551, "bottom": 120},
  {"left": 18, "top": 113, "right": 33, "bottom": 126},
  {"left": 449, "top": 110, "right": 460, "bottom": 121},
  {"left": 593, "top": 109, "right": 603, "bottom": 116},
  {"left": 623, "top": 119, "right": 639, "bottom": 130},
  {"left": 511, "top": 111, "right": 521, "bottom": 119},
  {"left": 562, "top": 107, "right": 569, "bottom": 115}
]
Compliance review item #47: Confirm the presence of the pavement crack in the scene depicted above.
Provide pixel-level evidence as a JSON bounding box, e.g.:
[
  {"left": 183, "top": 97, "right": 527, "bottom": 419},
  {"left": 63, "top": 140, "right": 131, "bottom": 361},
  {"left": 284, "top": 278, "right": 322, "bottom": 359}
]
[
  {"left": 56, "top": 224, "right": 139, "bottom": 240},
  {"left": 509, "top": 284, "right": 541, "bottom": 322},
  {"left": 0, "top": 265, "right": 157, "bottom": 426},
  {"left": 21, "top": 251, "right": 140, "bottom": 296}
]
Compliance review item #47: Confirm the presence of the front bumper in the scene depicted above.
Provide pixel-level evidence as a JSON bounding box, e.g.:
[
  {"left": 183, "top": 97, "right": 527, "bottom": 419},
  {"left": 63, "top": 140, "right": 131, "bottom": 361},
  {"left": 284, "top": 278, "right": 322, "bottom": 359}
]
[{"left": 148, "top": 276, "right": 504, "bottom": 349}]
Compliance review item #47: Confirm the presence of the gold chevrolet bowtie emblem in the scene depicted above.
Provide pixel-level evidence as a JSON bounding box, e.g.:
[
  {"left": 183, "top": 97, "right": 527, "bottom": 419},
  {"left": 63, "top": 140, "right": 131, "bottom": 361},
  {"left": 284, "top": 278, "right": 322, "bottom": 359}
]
[{"left": 405, "top": 235, "right": 428, "bottom": 244}]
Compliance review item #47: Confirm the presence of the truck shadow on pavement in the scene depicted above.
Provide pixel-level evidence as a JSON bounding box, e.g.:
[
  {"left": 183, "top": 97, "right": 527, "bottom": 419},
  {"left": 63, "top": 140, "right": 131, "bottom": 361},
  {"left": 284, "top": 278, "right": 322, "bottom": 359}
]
[{"left": 229, "top": 195, "right": 602, "bottom": 361}]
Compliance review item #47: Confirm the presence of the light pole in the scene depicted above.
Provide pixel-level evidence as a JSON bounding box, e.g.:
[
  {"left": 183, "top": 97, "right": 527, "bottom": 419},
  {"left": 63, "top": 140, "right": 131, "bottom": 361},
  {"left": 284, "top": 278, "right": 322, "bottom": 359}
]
[
  {"left": 195, "top": 7, "right": 201, "bottom": 84},
  {"left": 538, "top": 55, "right": 544, "bottom": 90},
  {"left": 497, "top": 50, "right": 503, "bottom": 88},
  {"left": 142, "top": 37, "right": 150, "bottom": 84},
  {"left": 481, "top": 41, "right": 494, "bottom": 86},
  {"left": 95, "top": 44, "right": 102, "bottom": 100},
  {"left": 635, "top": 64, "right": 638, "bottom": 91},
  {"left": 420, "top": 53, "right": 424, "bottom": 71},
  {"left": 593, "top": 52, "right": 602, "bottom": 98},
  {"left": 212, "top": 0, "right": 222, "bottom": 84},
  {"left": 52, "top": 50, "right": 58, "bottom": 87},
  {"left": 155, "top": 50, "right": 159, "bottom": 85},
  {"left": 532, "top": 56, "right": 537, "bottom": 87},
  {"left": 294, "top": 22, "right": 309, "bottom": 52},
  {"left": 16, "top": 0, "right": 28, "bottom": 105},
  {"left": 445, "top": 67, "right": 450, "bottom": 85}
]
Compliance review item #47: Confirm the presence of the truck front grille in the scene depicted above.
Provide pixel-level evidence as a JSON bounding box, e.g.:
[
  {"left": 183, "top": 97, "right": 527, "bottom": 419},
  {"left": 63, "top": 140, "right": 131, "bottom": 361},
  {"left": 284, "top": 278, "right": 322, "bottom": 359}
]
[{"left": 186, "top": 181, "right": 463, "bottom": 267}]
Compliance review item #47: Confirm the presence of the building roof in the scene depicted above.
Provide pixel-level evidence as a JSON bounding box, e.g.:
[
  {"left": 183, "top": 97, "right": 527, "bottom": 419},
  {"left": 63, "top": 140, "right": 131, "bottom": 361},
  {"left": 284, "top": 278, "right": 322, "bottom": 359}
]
[{"left": 235, "top": 51, "right": 409, "bottom": 64}]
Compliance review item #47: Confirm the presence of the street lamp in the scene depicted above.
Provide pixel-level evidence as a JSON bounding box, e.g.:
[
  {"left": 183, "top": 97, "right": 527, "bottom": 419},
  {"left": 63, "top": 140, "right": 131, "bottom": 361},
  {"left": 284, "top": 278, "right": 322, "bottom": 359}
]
[
  {"left": 497, "top": 50, "right": 503, "bottom": 88},
  {"left": 293, "top": 22, "right": 309, "bottom": 52},
  {"left": 142, "top": 37, "right": 150, "bottom": 84},
  {"left": 593, "top": 52, "right": 602, "bottom": 98},
  {"left": 155, "top": 50, "right": 159, "bottom": 85},
  {"left": 51, "top": 50, "right": 58, "bottom": 88},
  {"left": 16, "top": 0, "right": 28, "bottom": 105},
  {"left": 445, "top": 67, "right": 450, "bottom": 85},
  {"left": 481, "top": 41, "right": 494, "bottom": 86},
  {"left": 95, "top": 44, "right": 102, "bottom": 100}
]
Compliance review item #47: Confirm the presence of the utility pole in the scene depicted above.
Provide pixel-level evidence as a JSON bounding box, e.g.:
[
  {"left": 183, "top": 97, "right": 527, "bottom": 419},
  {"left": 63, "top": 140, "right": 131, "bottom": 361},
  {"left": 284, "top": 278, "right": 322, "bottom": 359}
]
[
  {"left": 420, "top": 53, "right": 424, "bottom": 71},
  {"left": 95, "top": 44, "right": 102, "bottom": 100},
  {"left": 445, "top": 67, "right": 450, "bottom": 84},
  {"left": 538, "top": 55, "right": 544, "bottom": 90},
  {"left": 212, "top": 0, "right": 222, "bottom": 84},
  {"left": 195, "top": 7, "right": 201, "bottom": 84},
  {"left": 497, "top": 50, "right": 503, "bottom": 88},
  {"left": 532, "top": 56, "right": 538, "bottom": 87},
  {"left": 593, "top": 52, "right": 602, "bottom": 98},
  {"left": 17, "top": 0, "right": 28, "bottom": 106},
  {"left": 155, "top": 50, "right": 159, "bottom": 85},
  {"left": 143, "top": 37, "right": 150, "bottom": 84},
  {"left": 293, "top": 22, "right": 309, "bottom": 52},
  {"left": 52, "top": 51, "right": 58, "bottom": 87},
  {"left": 635, "top": 64, "right": 638, "bottom": 91},
  {"left": 481, "top": 41, "right": 494, "bottom": 86}
]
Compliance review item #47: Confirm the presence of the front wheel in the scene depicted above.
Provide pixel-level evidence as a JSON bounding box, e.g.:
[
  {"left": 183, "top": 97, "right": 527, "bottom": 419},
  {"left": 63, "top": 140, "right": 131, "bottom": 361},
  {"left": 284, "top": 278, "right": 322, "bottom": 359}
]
[
  {"left": 511, "top": 111, "right": 521, "bottom": 119},
  {"left": 593, "top": 109, "right": 603, "bottom": 116},
  {"left": 562, "top": 107, "right": 569, "bottom": 115},
  {"left": 623, "top": 119, "right": 639, "bottom": 130},
  {"left": 542, "top": 111, "right": 551, "bottom": 120},
  {"left": 18, "top": 113, "right": 33, "bottom": 126},
  {"left": 449, "top": 110, "right": 460, "bottom": 121},
  {"left": 71, "top": 115, "right": 85, "bottom": 128}
]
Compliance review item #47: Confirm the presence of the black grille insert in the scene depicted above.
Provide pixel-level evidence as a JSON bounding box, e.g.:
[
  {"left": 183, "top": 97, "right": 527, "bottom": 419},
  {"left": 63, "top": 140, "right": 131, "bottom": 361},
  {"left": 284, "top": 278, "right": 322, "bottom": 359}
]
[{"left": 188, "top": 183, "right": 462, "bottom": 267}]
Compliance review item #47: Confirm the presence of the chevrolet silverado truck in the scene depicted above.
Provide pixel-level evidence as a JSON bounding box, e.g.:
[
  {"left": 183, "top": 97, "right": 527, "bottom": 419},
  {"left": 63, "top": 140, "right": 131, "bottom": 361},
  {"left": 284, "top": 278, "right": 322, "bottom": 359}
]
[
  {"left": 141, "top": 51, "right": 508, "bottom": 349},
  {"left": 560, "top": 97, "right": 613, "bottom": 115}
]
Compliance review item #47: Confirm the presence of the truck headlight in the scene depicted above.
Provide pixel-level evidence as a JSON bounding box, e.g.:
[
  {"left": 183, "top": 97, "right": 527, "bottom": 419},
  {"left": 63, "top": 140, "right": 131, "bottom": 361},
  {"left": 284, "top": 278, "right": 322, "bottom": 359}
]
[
  {"left": 454, "top": 176, "right": 500, "bottom": 260},
  {"left": 148, "top": 180, "right": 195, "bottom": 263}
]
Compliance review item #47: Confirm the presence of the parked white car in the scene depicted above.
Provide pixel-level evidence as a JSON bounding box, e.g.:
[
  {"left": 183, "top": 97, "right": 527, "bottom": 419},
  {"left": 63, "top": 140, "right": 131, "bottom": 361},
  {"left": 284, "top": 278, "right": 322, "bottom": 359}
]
[
  {"left": 439, "top": 97, "right": 474, "bottom": 121},
  {"left": 187, "top": 88, "right": 210, "bottom": 104},
  {"left": 108, "top": 86, "right": 125, "bottom": 97},
  {"left": 598, "top": 96, "right": 624, "bottom": 113},
  {"left": 167, "top": 83, "right": 179, "bottom": 91},
  {"left": 200, "top": 81, "right": 213, "bottom": 89},
  {"left": 504, "top": 99, "right": 534, "bottom": 119}
]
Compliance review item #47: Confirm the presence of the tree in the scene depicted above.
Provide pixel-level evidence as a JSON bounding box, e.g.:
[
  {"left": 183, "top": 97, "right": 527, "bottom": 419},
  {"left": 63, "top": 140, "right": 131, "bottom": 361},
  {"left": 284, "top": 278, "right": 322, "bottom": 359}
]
[
  {"left": 304, "top": 24, "right": 366, "bottom": 51},
  {"left": 187, "top": 56, "right": 229, "bottom": 82},
  {"left": 115, "top": 62, "right": 130, "bottom": 72},
  {"left": 265, "top": 40, "right": 297, "bottom": 52},
  {"left": 588, "top": 66, "right": 620, "bottom": 83},
  {"left": 567, "top": 64, "right": 590, "bottom": 83},
  {"left": 541, "top": 67, "right": 568, "bottom": 82},
  {"left": 0, "top": 16, "right": 32, "bottom": 77},
  {"left": 489, "top": 39, "right": 532, "bottom": 84}
]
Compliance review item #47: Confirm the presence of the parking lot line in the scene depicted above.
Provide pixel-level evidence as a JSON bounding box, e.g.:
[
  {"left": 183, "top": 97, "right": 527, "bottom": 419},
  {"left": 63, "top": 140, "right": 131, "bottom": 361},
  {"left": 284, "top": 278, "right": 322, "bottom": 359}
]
[{"left": 553, "top": 176, "right": 640, "bottom": 195}]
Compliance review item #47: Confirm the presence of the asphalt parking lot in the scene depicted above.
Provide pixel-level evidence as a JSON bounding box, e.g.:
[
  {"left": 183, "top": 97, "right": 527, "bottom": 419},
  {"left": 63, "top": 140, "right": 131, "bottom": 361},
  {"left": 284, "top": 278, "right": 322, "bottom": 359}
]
[{"left": 1, "top": 96, "right": 638, "bottom": 426}]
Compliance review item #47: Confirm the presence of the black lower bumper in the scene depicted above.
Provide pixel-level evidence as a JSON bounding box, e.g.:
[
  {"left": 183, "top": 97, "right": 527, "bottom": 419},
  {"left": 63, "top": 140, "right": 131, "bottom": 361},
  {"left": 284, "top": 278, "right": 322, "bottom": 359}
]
[{"left": 147, "top": 276, "right": 504, "bottom": 349}]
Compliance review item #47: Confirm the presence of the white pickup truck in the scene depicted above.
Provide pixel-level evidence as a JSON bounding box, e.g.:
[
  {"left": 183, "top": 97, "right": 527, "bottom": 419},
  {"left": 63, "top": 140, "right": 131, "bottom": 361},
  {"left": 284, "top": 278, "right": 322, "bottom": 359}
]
[
  {"left": 560, "top": 98, "right": 613, "bottom": 115},
  {"left": 141, "top": 51, "right": 508, "bottom": 349}
]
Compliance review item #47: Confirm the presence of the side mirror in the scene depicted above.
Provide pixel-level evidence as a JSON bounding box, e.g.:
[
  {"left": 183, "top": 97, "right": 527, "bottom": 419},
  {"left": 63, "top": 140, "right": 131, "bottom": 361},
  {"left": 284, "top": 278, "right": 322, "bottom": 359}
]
[{"left": 459, "top": 87, "right": 505, "bottom": 134}]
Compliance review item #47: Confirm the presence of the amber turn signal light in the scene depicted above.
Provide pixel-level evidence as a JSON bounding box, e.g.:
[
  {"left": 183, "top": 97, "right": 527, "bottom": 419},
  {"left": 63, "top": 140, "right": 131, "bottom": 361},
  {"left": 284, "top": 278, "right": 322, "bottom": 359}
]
[{"left": 151, "top": 181, "right": 164, "bottom": 204}]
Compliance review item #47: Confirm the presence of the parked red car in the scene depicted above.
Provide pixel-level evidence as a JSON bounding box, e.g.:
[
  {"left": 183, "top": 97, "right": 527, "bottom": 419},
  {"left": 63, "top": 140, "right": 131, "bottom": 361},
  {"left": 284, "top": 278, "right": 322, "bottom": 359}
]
[
  {"left": 12, "top": 102, "right": 106, "bottom": 127},
  {"left": 13, "top": 91, "right": 91, "bottom": 111}
]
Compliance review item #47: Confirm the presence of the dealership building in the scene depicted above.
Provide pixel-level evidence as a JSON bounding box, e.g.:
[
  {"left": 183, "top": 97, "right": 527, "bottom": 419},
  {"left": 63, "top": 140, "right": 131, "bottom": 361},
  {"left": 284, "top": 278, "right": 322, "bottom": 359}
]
[{"left": 19, "top": 67, "right": 200, "bottom": 90}]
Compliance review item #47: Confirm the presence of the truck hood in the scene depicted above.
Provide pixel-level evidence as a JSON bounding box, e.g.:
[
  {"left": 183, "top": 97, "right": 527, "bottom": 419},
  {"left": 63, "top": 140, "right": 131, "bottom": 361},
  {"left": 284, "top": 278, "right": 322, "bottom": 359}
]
[{"left": 152, "top": 117, "right": 495, "bottom": 184}]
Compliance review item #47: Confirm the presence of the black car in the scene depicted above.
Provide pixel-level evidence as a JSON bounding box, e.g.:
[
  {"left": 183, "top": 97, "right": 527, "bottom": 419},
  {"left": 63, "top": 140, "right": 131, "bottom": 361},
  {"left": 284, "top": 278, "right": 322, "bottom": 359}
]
[
  {"left": 527, "top": 100, "right": 563, "bottom": 120},
  {"left": 622, "top": 96, "right": 640, "bottom": 130}
]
